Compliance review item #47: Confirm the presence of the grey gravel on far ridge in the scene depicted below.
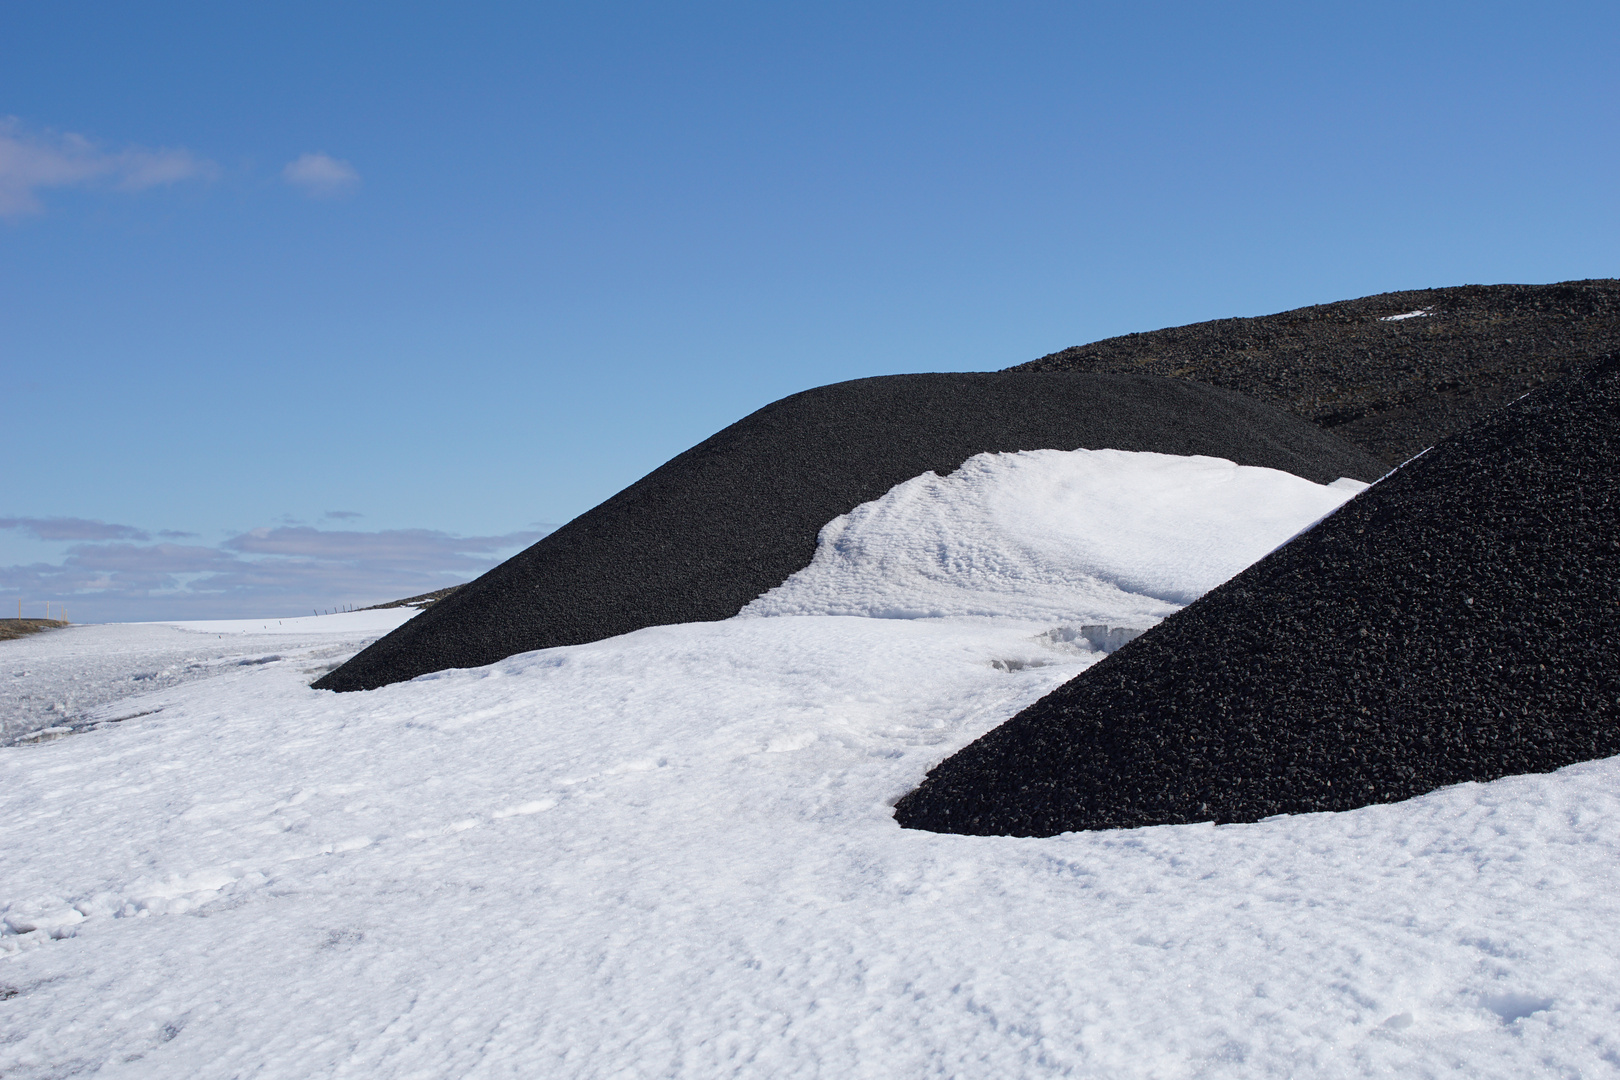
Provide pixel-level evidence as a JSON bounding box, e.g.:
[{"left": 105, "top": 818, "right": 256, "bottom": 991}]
[{"left": 1011, "top": 279, "right": 1620, "bottom": 464}]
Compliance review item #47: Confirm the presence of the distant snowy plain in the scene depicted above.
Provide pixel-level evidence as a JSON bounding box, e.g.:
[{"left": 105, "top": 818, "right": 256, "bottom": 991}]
[{"left": 4, "top": 450, "right": 1618, "bottom": 1079}]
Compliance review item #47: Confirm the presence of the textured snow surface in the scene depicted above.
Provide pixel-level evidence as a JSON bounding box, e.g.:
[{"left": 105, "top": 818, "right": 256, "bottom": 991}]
[
  {"left": 0, "top": 610, "right": 418, "bottom": 746},
  {"left": 744, "top": 449, "right": 1365, "bottom": 624},
  {"left": 4, "top": 451, "right": 1616, "bottom": 1078},
  {"left": 157, "top": 610, "right": 421, "bottom": 637}
]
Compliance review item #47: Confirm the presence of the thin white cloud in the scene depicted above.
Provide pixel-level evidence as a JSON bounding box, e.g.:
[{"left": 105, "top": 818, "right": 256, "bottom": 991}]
[
  {"left": 0, "top": 516, "right": 150, "bottom": 542},
  {"left": 223, "top": 526, "right": 539, "bottom": 562},
  {"left": 282, "top": 152, "right": 360, "bottom": 198},
  {"left": 0, "top": 523, "right": 552, "bottom": 622},
  {"left": 0, "top": 118, "right": 216, "bottom": 218}
]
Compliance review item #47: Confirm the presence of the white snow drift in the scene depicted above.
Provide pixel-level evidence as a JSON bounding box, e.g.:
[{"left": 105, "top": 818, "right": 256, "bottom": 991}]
[
  {"left": 4, "top": 449, "right": 1616, "bottom": 1080},
  {"left": 744, "top": 449, "right": 1366, "bottom": 624}
]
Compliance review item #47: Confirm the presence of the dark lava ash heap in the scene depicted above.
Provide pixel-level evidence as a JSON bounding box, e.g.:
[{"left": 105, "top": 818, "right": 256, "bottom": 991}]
[
  {"left": 1011, "top": 280, "right": 1620, "bottom": 465},
  {"left": 317, "top": 372, "right": 1380, "bottom": 692},
  {"left": 895, "top": 356, "right": 1620, "bottom": 836}
]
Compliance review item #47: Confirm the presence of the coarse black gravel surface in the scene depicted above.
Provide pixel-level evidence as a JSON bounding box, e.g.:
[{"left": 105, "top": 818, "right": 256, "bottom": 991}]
[
  {"left": 894, "top": 356, "right": 1620, "bottom": 836},
  {"left": 317, "top": 372, "right": 1382, "bottom": 692},
  {"left": 1010, "top": 280, "right": 1620, "bottom": 465}
]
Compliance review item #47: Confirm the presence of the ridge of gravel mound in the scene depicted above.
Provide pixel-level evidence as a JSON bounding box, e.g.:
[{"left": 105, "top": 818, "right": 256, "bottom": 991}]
[
  {"left": 316, "top": 372, "right": 1382, "bottom": 692},
  {"left": 1008, "top": 279, "right": 1620, "bottom": 465},
  {"left": 894, "top": 356, "right": 1620, "bottom": 837},
  {"left": 363, "top": 586, "right": 463, "bottom": 611}
]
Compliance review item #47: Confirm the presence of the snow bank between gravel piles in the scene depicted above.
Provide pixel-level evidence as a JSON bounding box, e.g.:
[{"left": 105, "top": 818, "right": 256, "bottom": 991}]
[{"left": 743, "top": 448, "right": 1366, "bottom": 625}]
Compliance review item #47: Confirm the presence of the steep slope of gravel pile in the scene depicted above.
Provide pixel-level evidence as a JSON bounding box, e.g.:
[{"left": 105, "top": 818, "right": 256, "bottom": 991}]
[
  {"left": 1009, "top": 279, "right": 1620, "bottom": 464},
  {"left": 317, "top": 372, "right": 1381, "bottom": 692},
  {"left": 895, "top": 356, "right": 1620, "bottom": 836}
]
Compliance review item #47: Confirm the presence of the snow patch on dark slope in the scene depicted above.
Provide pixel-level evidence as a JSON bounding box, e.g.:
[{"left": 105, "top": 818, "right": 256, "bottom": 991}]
[
  {"left": 1011, "top": 279, "right": 1620, "bottom": 465},
  {"left": 738, "top": 448, "right": 1365, "bottom": 626},
  {"left": 895, "top": 355, "right": 1620, "bottom": 836},
  {"left": 317, "top": 373, "right": 1383, "bottom": 692}
]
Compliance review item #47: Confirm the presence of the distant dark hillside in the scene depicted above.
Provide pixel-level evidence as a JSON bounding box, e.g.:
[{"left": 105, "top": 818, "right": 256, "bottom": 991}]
[{"left": 1009, "top": 280, "right": 1620, "bottom": 464}]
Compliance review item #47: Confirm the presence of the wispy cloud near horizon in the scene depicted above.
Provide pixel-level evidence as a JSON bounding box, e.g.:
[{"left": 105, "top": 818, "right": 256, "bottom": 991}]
[
  {"left": 281, "top": 152, "right": 360, "bottom": 198},
  {"left": 0, "top": 519, "right": 550, "bottom": 622},
  {"left": 0, "top": 118, "right": 217, "bottom": 217},
  {"left": 0, "top": 517, "right": 152, "bottom": 542}
]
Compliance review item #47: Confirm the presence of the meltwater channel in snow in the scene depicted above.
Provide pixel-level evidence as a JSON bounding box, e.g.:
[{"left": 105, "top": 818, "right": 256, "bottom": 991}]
[{"left": 9, "top": 450, "right": 1618, "bottom": 1078}]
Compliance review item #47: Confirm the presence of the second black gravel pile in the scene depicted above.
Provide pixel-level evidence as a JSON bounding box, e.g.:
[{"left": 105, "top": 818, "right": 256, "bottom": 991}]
[
  {"left": 317, "top": 372, "right": 1381, "bottom": 692},
  {"left": 1010, "top": 279, "right": 1620, "bottom": 465},
  {"left": 895, "top": 356, "right": 1620, "bottom": 836}
]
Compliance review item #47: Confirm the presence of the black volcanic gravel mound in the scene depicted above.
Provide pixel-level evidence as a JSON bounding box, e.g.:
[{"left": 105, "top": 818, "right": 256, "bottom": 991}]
[
  {"left": 894, "top": 357, "right": 1620, "bottom": 837},
  {"left": 316, "top": 372, "right": 1382, "bottom": 692},
  {"left": 1009, "top": 280, "right": 1620, "bottom": 465}
]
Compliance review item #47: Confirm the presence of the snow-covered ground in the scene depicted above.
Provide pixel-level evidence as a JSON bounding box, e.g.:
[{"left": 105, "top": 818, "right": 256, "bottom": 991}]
[
  {"left": 0, "top": 610, "right": 419, "bottom": 747},
  {"left": 4, "top": 451, "right": 1617, "bottom": 1078}
]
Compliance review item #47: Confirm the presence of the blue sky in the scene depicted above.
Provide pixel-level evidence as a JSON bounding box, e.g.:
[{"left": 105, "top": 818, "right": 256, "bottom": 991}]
[{"left": 3, "top": 2, "right": 1616, "bottom": 621}]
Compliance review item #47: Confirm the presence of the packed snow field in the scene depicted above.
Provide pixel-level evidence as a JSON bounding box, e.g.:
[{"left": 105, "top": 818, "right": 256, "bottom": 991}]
[
  {"left": 5, "top": 451, "right": 1617, "bottom": 1078},
  {"left": 0, "top": 610, "right": 418, "bottom": 747}
]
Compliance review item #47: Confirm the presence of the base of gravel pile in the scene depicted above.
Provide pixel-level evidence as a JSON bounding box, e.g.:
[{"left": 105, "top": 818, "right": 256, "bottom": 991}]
[
  {"left": 317, "top": 372, "right": 1382, "bottom": 692},
  {"left": 1010, "top": 279, "right": 1620, "bottom": 465},
  {"left": 894, "top": 356, "right": 1620, "bottom": 836}
]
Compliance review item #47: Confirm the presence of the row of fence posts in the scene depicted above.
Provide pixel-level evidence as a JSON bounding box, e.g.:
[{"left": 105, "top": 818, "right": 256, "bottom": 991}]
[
  {"left": 14, "top": 599, "right": 67, "bottom": 623},
  {"left": 6, "top": 601, "right": 376, "bottom": 622}
]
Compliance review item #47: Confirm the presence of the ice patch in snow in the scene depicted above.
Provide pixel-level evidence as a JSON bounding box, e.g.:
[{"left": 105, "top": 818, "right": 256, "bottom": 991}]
[{"left": 1039, "top": 623, "right": 1146, "bottom": 653}]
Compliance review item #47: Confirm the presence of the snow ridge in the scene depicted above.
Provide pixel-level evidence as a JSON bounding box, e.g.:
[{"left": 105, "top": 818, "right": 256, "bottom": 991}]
[{"left": 744, "top": 448, "right": 1363, "bottom": 625}]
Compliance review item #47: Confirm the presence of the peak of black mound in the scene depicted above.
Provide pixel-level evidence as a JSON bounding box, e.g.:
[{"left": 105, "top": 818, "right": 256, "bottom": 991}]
[
  {"left": 316, "top": 372, "right": 1381, "bottom": 692},
  {"left": 895, "top": 357, "right": 1620, "bottom": 837},
  {"left": 1010, "top": 279, "right": 1620, "bottom": 464}
]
